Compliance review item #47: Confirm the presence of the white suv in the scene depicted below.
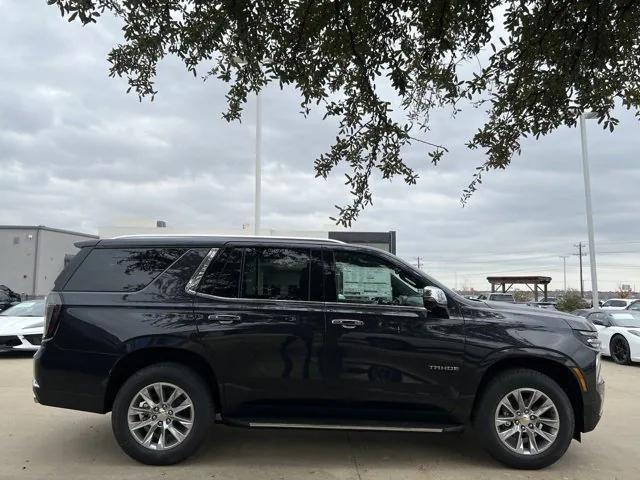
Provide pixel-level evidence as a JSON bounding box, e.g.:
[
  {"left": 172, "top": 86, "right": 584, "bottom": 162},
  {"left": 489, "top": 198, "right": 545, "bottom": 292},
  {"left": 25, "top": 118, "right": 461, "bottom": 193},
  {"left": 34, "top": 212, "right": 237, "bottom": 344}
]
[{"left": 601, "top": 298, "right": 638, "bottom": 310}]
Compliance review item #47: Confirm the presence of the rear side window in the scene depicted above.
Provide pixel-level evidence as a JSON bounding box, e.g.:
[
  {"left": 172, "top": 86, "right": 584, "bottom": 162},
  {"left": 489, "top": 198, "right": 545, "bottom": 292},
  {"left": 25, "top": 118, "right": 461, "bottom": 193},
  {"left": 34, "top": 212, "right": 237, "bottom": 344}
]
[
  {"left": 64, "top": 248, "right": 186, "bottom": 292},
  {"left": 242, "top": 247, "right": 321, "bottom": 301},
  {"left": 197, "top": 248, "right": 243, "bottom": 298},
  {"left": 605, "top": 300, "right": 626, "bottom": 307}
]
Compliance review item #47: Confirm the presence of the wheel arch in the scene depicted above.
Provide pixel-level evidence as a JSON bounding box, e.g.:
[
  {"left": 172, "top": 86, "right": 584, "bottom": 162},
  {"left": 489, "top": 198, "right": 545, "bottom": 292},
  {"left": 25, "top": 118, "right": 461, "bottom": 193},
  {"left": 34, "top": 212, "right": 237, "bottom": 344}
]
[
  {"left": 104, "top": 347, "right": 221, "bottom": 414},
  {"left": 471, "top": 355, "right": 584, "bottom": 434}
]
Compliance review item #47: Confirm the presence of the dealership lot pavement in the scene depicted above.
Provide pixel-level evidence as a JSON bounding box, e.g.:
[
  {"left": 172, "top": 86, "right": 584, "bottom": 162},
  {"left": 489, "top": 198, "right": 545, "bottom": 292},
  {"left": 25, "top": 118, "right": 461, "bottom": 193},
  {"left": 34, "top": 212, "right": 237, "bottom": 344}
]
[{"left": 0, "top": 355, "right": 637, "bottom": 480}]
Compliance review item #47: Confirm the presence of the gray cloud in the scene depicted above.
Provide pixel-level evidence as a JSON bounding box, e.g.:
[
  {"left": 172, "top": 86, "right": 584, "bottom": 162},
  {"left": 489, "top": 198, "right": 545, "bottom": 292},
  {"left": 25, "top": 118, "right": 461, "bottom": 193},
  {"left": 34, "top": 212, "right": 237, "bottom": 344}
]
[{"left": 1, "top": 0, "right": 639, "bottom": 292}]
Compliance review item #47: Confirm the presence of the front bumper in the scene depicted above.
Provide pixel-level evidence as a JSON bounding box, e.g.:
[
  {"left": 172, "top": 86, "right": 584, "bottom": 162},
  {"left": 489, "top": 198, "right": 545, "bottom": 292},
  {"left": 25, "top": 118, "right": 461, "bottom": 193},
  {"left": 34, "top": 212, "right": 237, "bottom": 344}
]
[
  {"left": 582, "top": 372, "right": 605, "bottom": 433},
  {"left": 0, "top": 334, "right": 41, "bottom": 352}
]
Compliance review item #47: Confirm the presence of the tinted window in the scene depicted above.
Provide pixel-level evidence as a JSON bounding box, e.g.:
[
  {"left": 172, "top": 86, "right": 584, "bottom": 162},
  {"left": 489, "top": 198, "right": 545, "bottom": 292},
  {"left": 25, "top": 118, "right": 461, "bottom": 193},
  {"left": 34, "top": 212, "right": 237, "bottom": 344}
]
[
  {"left": 605, "top": 300, "right": 626, "bottom": 307},
  {"left": 197, "top": 248, "right": 243, "bottom": 298},
  {"left": 490, "top": 294, "right": 514, "bottom": 302},
  {"left": 65, "top": 248, "right": 186, "bottom": 292},
  {"left": 242, "top": 248, "right": 313, "bottom": 301},
  {"left": 331, "top": 250, "right": 424, "bottom": 306}
]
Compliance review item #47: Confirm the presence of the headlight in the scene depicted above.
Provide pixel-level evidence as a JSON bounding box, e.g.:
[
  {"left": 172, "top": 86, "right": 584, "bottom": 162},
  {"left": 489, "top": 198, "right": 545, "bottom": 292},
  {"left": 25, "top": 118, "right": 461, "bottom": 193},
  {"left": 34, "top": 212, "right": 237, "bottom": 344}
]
[{"left": 575, "top": 330, "right": 602, "bottom": 350}]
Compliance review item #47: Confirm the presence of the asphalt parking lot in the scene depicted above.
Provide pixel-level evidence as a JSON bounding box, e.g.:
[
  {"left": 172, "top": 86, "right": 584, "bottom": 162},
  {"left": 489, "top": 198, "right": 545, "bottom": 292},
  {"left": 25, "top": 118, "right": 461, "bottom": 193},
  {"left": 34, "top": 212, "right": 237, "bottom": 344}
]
[{"left": 0, "top": 355, "right": 637, "bottom": 480}]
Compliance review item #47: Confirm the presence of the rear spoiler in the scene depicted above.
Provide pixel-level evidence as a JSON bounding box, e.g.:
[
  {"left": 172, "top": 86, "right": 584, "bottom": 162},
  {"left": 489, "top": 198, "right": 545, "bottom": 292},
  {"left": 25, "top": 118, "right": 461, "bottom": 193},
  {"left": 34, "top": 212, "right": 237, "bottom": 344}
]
[{"left": 75, "top": 239, "right": 100, "bottom": 248}]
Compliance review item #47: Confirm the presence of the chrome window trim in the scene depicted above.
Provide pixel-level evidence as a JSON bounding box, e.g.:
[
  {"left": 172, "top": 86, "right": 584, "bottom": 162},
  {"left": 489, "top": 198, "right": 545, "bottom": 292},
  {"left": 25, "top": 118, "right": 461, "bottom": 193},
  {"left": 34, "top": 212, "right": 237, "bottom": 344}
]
[
  {"left": 185, "top": 248, "right": 219, "bottom": 295},
  {"left": 324, "top": 302, "right": 425, "bottom": 313}
]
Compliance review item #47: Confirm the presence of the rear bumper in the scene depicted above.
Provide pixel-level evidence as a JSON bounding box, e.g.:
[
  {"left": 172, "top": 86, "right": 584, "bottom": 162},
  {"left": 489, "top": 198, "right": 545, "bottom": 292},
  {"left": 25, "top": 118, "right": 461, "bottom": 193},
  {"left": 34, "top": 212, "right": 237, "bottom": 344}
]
[{"left": 33, "top": 340, "right": 118, "bottom": 414}]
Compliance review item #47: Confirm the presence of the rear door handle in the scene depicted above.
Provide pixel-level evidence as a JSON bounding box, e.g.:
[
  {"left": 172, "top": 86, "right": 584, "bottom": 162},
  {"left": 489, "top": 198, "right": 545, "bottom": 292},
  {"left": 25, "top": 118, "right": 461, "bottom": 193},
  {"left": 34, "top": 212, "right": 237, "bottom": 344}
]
[
  {"left": 208, "top": 314, "right": 240, "bottom": 324},
  {"left": 331, "top": 319, "right": 364, "bottom": 329}
]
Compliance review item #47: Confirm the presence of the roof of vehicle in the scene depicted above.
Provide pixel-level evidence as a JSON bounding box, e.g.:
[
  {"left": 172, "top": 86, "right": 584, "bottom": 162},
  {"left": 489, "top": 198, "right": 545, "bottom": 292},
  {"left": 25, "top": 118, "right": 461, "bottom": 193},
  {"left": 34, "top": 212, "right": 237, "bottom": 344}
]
[
  {"left": 76, "top": 234, "right": 347, "bottom": 249},
  {"left": 603, "top": 298, "right": 637, "bottom": 303}
]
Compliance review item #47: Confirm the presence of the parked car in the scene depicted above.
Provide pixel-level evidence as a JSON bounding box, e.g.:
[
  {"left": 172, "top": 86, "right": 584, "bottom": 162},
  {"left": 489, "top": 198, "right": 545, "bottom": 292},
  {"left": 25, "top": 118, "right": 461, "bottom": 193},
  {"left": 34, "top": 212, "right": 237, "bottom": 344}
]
[
  {"left": 625, "top": 300, "right": 640, "bottom": 312},
  {"left": 0, "top": 285, "right": 21, "bottom": 312},
  {"left": 0, "top": 299, "right": 45, "bottom": 352},
  {"left": 601, "top": 298, "right": 638, "bottom": 310},
  {"left": 34, "top": 236, "right": 604, "bottom": 469},
  {"left": 527, "top": 301, "right": 557, "bottom": 310},
  {"left": 476, "top": 293, "right": 515, "bottom": 303},
  {"left": 585, "top": 310, "right": 640, "bottom": 365}
]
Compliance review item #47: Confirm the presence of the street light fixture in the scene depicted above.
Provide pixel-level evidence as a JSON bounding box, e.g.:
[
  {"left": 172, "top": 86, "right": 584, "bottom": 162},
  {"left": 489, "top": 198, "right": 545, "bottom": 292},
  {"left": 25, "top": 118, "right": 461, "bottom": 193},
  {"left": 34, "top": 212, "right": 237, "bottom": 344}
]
[{"left": 579, "top": 111, "right": 599, "bottom": 308}]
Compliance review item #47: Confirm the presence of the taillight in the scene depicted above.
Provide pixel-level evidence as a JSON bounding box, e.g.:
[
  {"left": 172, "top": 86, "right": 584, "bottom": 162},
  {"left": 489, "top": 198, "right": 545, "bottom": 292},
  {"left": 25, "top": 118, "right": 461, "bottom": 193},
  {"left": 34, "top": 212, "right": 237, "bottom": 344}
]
[{"left": 44, "top": 292, "right": 63, "bottom": 339}]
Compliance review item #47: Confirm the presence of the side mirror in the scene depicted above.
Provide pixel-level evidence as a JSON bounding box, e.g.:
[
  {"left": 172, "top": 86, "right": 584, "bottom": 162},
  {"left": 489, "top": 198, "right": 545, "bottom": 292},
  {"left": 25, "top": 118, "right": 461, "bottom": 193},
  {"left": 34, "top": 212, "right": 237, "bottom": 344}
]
[{"left": 423, "top": 287, "right": 448, "bottom": 307}]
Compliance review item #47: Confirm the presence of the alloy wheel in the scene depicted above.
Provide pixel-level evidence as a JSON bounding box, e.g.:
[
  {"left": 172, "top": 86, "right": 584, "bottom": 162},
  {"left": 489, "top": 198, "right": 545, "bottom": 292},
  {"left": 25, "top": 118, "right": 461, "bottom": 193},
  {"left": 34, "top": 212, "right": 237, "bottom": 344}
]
[
  {"left": 127, "top": 382, "right": 194, "bottom": 450},
  {"left": 611, "top": 337, "right": 630, "bottom": 364},
  {"left": 494, "top": 388, "right": 560, "bottom": 456}
]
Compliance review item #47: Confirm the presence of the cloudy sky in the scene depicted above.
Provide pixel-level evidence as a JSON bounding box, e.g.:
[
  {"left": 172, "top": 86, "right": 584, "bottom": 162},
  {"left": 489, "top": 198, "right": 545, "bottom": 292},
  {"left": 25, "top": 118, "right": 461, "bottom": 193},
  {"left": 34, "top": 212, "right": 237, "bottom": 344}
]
[{"left": 1, "top": 1, "right": 639, "bottom": 292}]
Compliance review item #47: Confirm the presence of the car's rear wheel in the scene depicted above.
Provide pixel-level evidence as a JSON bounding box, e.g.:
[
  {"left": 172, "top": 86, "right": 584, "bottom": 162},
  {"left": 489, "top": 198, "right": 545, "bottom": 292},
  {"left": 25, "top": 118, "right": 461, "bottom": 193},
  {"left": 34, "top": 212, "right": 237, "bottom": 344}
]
[
  {"left": 610, "top": 335, "right": 631, "bottom": 365},
  {"left": 474, "top": 369, "right": 575, "bottom": 469},
  {"left": 112, "top": 363, "right": 213, "bottom": 465}
]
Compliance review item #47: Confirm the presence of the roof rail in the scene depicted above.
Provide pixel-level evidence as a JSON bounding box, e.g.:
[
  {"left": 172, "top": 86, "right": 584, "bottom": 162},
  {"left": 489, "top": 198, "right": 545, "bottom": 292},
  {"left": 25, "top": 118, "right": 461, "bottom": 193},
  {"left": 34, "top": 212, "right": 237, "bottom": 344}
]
[{"left": 111, "top": 233, "right": 345, "bottom": 243}]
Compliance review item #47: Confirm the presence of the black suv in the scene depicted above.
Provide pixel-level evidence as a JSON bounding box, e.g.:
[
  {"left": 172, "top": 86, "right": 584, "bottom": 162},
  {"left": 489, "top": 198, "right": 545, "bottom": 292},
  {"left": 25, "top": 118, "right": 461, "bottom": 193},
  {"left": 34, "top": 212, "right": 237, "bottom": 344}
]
[{"left": 34, "top": 236, "right": 604, "bottom": 469}]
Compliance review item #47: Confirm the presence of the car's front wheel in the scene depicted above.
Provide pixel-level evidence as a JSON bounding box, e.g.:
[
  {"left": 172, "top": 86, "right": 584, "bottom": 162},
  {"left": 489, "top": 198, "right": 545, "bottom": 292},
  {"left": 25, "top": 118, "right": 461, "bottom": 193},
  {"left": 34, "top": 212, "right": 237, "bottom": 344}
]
[
  {"left": 112, "top": 362, "right": 214, "bottom": 465},
  {"left": 474, "top": 368, "right": 575, "bottom": 469}
]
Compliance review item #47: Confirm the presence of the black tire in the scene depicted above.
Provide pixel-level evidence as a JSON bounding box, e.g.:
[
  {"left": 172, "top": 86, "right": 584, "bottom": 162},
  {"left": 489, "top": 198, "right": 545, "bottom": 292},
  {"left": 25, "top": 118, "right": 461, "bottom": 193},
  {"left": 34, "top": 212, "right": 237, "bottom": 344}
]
[
  {"left": 111, "top": 362, "right": 214, "bottom": 465},
  {"left": 610, "top": 335, "right": 631, "bottom": 365},
  {"left": 473, "top": 368, "right": 575, "bottom": 470}
]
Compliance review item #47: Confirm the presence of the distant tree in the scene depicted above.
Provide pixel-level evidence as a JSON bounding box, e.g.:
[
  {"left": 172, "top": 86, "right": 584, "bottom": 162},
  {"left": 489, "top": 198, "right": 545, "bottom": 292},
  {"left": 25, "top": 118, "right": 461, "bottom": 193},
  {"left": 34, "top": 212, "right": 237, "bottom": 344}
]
[
  {"left": 617, "top": 288, "right": 631, "bottom": 299},
  {"left": 556, "top": 289, "right": 589, "bottom": 312},
  {"left": 46, "top": 1, "right": 640, "bottom": 225},
  {"left": 513, "top": 290, "right": 532, "bottom": 303}
]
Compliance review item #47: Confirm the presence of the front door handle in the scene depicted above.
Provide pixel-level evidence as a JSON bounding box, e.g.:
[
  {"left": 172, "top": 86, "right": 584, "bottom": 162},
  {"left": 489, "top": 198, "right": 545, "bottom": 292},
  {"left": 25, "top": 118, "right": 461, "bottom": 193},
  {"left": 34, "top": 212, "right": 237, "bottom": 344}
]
[
  {"left": 332, "top": 319, "right": 364, "bottom": 329},
  {"left": 208, "top": 314, "right": 240, "bottom": 324}
]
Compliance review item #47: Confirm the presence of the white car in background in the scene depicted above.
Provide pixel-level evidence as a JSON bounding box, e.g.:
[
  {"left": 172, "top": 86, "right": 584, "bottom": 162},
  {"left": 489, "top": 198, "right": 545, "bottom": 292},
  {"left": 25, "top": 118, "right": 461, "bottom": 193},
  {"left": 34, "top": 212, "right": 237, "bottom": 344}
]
[
  {"left": 601, "top": 298, "right": 638, "bottom": 310},
  {"left": 0, "top": 299, "right": 45, "bottom": 353},
  {"left": 586, "top": 310, "right": 640, "bottom": 365}
]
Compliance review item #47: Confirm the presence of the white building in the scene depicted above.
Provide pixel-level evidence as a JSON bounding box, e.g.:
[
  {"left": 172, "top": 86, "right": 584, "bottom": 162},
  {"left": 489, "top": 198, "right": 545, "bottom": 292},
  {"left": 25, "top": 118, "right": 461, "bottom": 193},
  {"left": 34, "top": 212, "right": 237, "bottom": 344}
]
[{"left": 0, "top": 225, "right": 98, "bottom": 297}]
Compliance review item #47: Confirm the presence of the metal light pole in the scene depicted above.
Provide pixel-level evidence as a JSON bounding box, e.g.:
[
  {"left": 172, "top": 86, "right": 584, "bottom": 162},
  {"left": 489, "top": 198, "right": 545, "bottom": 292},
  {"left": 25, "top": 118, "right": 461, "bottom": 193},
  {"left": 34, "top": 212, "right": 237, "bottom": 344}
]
[
  {"left": 254, "top": 91, "right": 262, "bottom": 236},
  {"left": 579, "top": 112, "right": 599, "bottom": 308},
  {"left": 559, "top": 255, "right": 568, "bottom": 293},
  {"left": 232, "top": 56, "right": 265, "bottom": 236}
]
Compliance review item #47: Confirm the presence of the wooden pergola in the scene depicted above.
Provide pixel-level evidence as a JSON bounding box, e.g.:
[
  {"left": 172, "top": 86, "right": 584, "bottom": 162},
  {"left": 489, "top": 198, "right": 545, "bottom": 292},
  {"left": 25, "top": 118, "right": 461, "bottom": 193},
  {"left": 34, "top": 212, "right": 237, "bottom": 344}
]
[{"left": 487, "top": 276, "right": 552, "bottom": 301}]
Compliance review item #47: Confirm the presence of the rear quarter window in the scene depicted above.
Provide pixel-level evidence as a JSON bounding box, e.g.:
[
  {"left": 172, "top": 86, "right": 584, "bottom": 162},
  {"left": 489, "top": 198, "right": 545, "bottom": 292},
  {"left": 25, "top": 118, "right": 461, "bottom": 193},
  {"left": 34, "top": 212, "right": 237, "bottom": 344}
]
[{"left": 64, "top": 248, "right": 186, "bottom": 292}]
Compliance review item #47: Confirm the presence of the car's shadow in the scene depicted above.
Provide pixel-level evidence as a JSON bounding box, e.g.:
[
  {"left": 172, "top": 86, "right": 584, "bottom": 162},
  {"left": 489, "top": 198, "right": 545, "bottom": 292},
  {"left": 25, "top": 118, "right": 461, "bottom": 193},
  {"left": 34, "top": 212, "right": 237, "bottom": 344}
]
[
  {"left": 0, "top": 351, "right": 35, "bottom": 359},
  {"left": 33, "top": 415, "right": 502, "bottom": 471}
]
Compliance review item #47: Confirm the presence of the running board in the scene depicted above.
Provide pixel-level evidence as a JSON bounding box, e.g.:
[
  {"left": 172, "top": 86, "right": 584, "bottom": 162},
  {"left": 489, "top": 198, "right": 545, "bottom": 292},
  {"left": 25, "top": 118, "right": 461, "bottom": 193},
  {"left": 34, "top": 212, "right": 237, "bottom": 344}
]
[{"left": 224, "top": 417, "right": 464, "bottom": 433}]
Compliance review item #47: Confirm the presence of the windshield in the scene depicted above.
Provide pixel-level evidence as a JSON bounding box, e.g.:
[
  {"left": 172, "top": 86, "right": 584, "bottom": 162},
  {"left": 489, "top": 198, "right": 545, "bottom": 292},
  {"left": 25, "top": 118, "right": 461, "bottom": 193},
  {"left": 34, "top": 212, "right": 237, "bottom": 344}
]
[
  {"left": 0, "top": 300, "right": 45, "bottom": 317},
  {"left": 610, "top": 312, "right": 640, "bottom": 328}
]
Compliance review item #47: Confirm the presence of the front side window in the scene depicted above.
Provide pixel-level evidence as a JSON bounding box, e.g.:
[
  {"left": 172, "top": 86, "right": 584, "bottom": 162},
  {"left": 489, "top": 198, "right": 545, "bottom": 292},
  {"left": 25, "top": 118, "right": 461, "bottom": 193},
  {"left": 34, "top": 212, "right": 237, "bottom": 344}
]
[
  {"left": 628, "top": 302, "right": 640, "bottom": 311},
  {"left": 64, "top": 248, "right": 186, "bottom": 292},
  {"left": 331, "top": 250, "right": 424, "bottom": 306},
  {"left": 197, "top": 248, "right": 243, "bottom": 298},
  {"left": 242, "top": 247, "right": 317, "bottom": 301}
]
